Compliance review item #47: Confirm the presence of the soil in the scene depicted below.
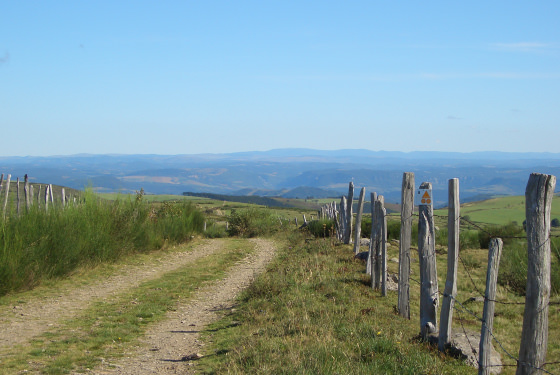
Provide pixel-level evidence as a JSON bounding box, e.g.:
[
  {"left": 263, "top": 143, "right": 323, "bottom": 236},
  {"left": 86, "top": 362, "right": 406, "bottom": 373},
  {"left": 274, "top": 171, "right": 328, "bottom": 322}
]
[{"left": 0, "top": 238, "right": 276, "bottom": 374}]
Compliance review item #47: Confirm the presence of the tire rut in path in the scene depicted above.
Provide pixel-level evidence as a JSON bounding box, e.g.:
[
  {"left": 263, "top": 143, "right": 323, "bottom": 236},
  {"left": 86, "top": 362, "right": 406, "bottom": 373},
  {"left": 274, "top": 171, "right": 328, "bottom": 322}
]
[
  {"left": 0, "top": 239, "right": 226, "bottom": 352},
  {"left": 95, "top": 238, "right": 276, "bottom": 375}
]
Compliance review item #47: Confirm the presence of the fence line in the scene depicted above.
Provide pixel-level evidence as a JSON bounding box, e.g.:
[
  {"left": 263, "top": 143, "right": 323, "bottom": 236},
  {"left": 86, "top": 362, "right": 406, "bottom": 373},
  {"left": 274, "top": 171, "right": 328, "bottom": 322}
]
[{"left": 324, "top": 172, "right": 558, "bottom": 374}]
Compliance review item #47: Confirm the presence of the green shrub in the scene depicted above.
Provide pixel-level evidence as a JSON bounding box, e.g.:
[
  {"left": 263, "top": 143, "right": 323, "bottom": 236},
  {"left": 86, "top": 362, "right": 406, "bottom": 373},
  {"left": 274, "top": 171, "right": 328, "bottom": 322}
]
[
  {"left": 478, "top": 222, "right": 525, "bottom": 249},
  {"left": 498, "top": 237, "right": 560, "bottom": 296},
  {"left": 204, "top": 223, "right": 228, "bottom": 238},
  {"left": 226, "top": 208, "right": 280, "bottom": 238},
  {"left": 306, "top": 219, "right": 336, "bottom": 238}
]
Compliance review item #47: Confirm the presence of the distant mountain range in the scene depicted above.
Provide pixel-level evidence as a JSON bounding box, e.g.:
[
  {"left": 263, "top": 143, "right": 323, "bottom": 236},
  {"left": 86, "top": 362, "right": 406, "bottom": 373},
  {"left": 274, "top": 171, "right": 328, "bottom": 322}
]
[{"left": 1, "top": 149, "right": 560, "bottom": 206}]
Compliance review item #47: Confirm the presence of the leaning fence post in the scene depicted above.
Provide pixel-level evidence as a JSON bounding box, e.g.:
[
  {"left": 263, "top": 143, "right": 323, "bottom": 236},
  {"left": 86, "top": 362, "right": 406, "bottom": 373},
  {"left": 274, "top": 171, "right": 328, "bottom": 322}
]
[
  {"left": 353, "top": 187, "right": 366, "bottom": 254},
  {"left": 439, "top": 178, "right": 460, "bottom": 351},
  {"left": 517, "top": 173, "right": 556, "bottom": 375},
  {"left": 479, "top": 238, "right": 503, "bottom": 375},
  {"left": 2, "top": 174, "right": 11, "bottom": 219},
  {"left": 398, "top": 172, "right": 414, "bottom": 319},
  {"left": 344, "top": 181, "right": 354, "bottom": 244},
  {"left": 418, "top": 181, "right": 438, "bottom": 340}
]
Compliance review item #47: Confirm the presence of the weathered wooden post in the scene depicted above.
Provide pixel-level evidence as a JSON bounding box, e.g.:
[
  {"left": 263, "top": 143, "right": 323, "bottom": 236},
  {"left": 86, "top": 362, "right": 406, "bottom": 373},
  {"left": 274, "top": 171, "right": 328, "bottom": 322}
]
[
  {"left": 439, "top": 178, "right": 460, "bottom": 351},
  {"left": 353, "top": 187, "right": 366, "bottom": 255},
  {"left": 44, "top": 184, "right": 50, "bottom": 211},
  {"left": 49, "top": 184, "right": 54, "bottom": 204},
  {"left": 398, "top": 172, "right": 414, "bottom": 319},
  {"left": 344, "top": 181, "right": 354, "bottom": 244},
  {"left": 517, "top": 173, "right": 556, "bottom": 375},
  {"left": 16, "top": 177, "right": 20, "bottom": 215},
  {"left": 339, "top": 196, "right": 347, "bottom": 242},
  {"left": 373, "top": 195, "right": 385, "bottom": 290},
  {"left": 418, "top": 181, "right": 438, "bottom": 339},
  {"left": 367, "top": 192, "right": 377, "bottom": 276},
  {"left": 24, "top": 175, "right": 30, "bottom": 211},
  {"left": 479, "top": 238, "right": 503, "bottom": 375},
  {"left": 2, "top": 174, "right": 11, "bottom": 218},
  {"left": 61, "top": 188, "right": 66, "bottom": 206},
  {"left": 379, "top": 197, "right": 388, "bottom": 296}
]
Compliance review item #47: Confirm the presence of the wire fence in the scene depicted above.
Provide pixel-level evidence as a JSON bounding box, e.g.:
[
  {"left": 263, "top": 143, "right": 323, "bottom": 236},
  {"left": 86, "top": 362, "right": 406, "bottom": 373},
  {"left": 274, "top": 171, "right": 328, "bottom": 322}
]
[{"left": 321, "top": 179, "right": 560, "bottom": 374}]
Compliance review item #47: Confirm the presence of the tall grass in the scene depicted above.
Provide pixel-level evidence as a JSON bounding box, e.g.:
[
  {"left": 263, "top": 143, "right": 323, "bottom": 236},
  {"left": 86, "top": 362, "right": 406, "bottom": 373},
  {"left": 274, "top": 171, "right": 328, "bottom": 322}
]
[{"left": 0, "top": 190, "right": 204, "bottom": 296}]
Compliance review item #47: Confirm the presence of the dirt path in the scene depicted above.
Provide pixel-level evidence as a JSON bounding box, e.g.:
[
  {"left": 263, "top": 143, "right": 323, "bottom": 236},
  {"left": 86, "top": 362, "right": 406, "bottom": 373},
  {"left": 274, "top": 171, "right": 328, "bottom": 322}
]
[
  {"left": 93, "top": 238, "right": 276, "bottom": 374},
  {"left": 0, "top": 239, "right": 228, "bottom": 352}
]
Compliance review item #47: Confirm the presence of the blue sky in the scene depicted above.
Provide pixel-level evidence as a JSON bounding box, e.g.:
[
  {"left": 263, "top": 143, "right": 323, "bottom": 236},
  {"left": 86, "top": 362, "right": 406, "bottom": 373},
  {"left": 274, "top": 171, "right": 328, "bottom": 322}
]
[{"left": 1, "top": 1, "right": 559, "bottom": 156}]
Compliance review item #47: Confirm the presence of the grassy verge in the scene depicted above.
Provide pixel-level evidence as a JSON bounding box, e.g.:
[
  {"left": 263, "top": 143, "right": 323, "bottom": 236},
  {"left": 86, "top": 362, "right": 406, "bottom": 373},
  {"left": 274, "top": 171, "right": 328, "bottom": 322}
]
[
  {"left": 0, "top": 239, "right": 254, "bottom": 374},
  {"left": 0, "top": 189, "right": 204, "bottom": 296},
  {"left": 197, "top": 232, "right": 560, "bottom": 374}
]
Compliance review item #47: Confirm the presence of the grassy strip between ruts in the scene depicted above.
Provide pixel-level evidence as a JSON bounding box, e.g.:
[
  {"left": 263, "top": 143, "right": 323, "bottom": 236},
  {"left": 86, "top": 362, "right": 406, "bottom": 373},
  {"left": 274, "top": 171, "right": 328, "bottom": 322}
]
[{"left": 0, "top": 238, "right": 254, "bottom": 374}]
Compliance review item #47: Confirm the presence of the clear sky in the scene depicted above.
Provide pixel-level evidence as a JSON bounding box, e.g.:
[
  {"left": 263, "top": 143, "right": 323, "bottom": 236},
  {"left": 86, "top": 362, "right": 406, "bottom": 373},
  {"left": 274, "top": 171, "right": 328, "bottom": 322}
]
[{"left": 1, "top": 1, "right": 559, "bottom": 156}]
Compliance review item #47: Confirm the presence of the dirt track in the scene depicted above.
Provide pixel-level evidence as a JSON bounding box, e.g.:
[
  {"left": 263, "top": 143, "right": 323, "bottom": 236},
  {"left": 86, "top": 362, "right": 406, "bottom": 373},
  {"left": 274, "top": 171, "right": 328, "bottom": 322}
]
[{"left": 0, "top": 238, "right": 276, "bottom": 374}]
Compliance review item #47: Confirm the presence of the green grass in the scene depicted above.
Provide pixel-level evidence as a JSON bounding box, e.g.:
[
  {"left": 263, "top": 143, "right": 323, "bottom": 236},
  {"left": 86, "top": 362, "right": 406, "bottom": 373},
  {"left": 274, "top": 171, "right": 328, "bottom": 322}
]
[
  {"left": 0, "top": 189, "right": 204, "bottom": 296},
  {"left": 0, "top": 239, "right": 255, "bottom": 374},
  {"left": 195, "top": 231, "right": 560, "bottom": 375}
]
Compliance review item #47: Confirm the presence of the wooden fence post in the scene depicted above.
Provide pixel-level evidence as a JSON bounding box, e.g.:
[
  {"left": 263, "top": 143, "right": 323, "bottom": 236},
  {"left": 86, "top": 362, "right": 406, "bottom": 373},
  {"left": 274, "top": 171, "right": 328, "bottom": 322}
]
[
  {"left": 439, "top": 178, "right": 460, "bottom": 351},
  {"left": 344, "top": 182, "right": 354, "bottom": 244},
  {"left": 398, "top": 172, "right": 414, "bottom": 319},
  {"left": 2, "top": 174, "right": 11, "bottom": 219},
  {"left": 44, "top": 184, "right": 49, "bottom": 211},
  {"left": 353, "top": 187, "right": 366, "bottom": 254},
  {"left": 339, "top": 196, "right": 347, "bottom": 242},
  {"left": 380, "top": 198, "right": 388, "bottom": 296},
  {"left": 517, "top": 173, "right": 556, "bottom": 375},
  {"left": 17, "top": 178, "right": 20, "bottom": 215},
  {"left": 49, "top": 184, "right": 54, "bottom": 204},
  {"left": 479, "top": 238, "right": 503, "bottom": 375},
  {"left": 36, "top": 185, "right": 41, "bottom": 208},
  {"left": 374, "top": 195, "right": 385, "bottom": 290},
  {"left": 24, "top": 175, "right": 30, "bottom": 211},
  {"left": 367, "top": 192, "right": 377, "bottom": 277},
  {"left": 418, "top": 181, "right": 438, "bottom": 339}
]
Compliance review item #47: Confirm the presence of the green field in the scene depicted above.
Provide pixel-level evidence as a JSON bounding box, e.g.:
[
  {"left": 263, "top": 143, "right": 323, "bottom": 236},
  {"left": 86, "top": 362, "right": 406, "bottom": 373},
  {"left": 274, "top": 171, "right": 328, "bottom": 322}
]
[{"left": 435, "top": 195, "right": 560, "bottom": 226}]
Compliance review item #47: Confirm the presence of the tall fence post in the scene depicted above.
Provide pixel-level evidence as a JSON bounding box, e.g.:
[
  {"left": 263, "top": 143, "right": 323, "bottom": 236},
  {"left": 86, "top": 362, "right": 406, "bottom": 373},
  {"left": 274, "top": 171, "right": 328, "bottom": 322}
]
[
  {"left": 44, "top": 184, "right": 49, "bottom": 211},
  {"left": 353, "top": 187, "right": 366, "bottom": 255},
  {"left": 36, "top": 185, "right": 41, "bottom": 208},
  {"left": 439, "top": 178, "right": 460, "bottom": 351},
  {"left": 398, "top": 172, "right": 414, "bottom": 319},
  {"left": 373, "top": 195, "right": 385, "bottom": 290},
  {"left": 479, "top": 238, "right": 503, "bottom": 375},
  {"left": 418, "top": 181, "right": 438, "bottom": 340},
  {"left": 16, "top": 177, "right": 20, "bottom": 216},
  {"left": 49, "top": 184, "right": 54, "bottom": 204},
  {"left": 339, "top": 196, "right": 347, "bottom": 242},
  {"left": 24, "top": 175, "right": 30, "bottom": 211},
  {"left": 367, "top": 192, "right": 377, "bottom": 277},
  {"left": 517, "top": 173, "right": 556, "bottom": 375},
  {"left": 2, "top": 174, "right": 11, "bottom": 219},
  {"left": 344, "top": 181, "right": 354, "bottom": 244},
  {"left": 380, "top": 197, "right": 388, "bottom": 296}
]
